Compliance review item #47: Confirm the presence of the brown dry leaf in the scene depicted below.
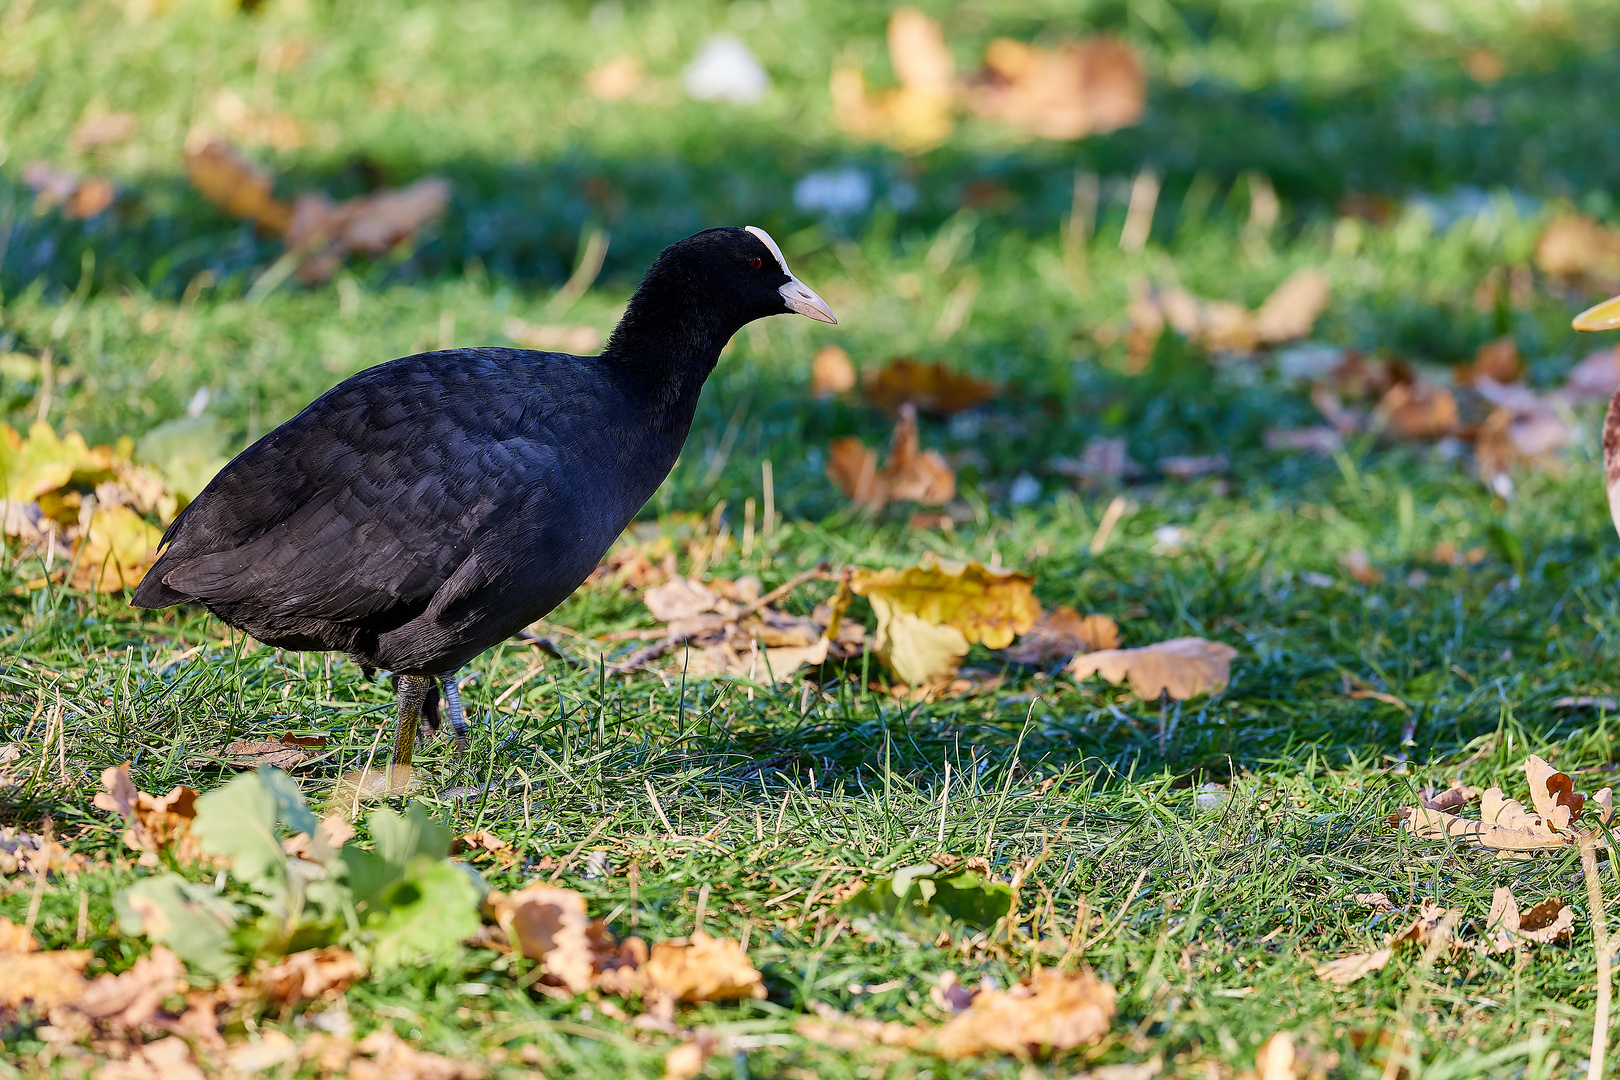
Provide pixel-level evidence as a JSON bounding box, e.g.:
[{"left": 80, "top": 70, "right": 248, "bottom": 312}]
[
  {"left": 1069, "top": 637, "right": 1238, "bottom": 701},
  {"left": 1472, "top": 380, "right": 1572, "bottom": 478},
  {"left": 1484, "top": 887, "right": 1575, "bottom": 954},
  {"left": 0, "top": 931, "right": 91, "bottom": 1010},
  {"left": 587, "top": 55, "right": 645, "bottom": 101},
  {"left": 932, "top": 967, "right": 1115, "bottom": 1058},
  {"left": 812, "top": 345, "right": 857, "bottom": 397},
  {"left": 1354, "top": 892, "right": 1394, "bottom": 911},
  {"left": 796, "top": 1001, "right": 923, "bottom": 1051},
  {"left": 967, "top": 36, "right": 1145, "bottom": 141},
  {"left": 1341, "top": 548, "right": 1382, "bottom": 585},
  {"left": 1315, "top": 899, "right": 1460, "bottom": 985},
  {"left": 1535, "top": 213, "right": 1620, "bottom": 283},
  {"left": 72, "top": 111, "right": 140, "bottom": 150},
  {"left": 1376, "top": 380, "right": 1458, "bottom": 439},
  {"left": 1312, "top": 948, "right": 1393, "bottom": 986},
  {"left": 183, "top": 133, "right": 291, "bottom": 233},
  {"left": 680, "top": 636, "right": 830, "bottom": 683},
  {"left": 1525, "top": 753, "right": 1584, "bottom": 832},
  {"left": 22, "top": 161, "right": 117, "bottom": 219},
  {"left": 504, "top": 318, "right": 604, "bottom": 355},
  {"left": 285, "top": 177, "right": 451, "bottom": 282},
  {"left": 92, "top": 764, "right": 201, "bottom": 866},
  {"left": 1252, "top": 1031, "right": 1297, "bottom": 1080},
  {"left": 1002, "top": 606, "right": 1118, "bottom": 665},
  {"left": 1251, "top": 269, "right": 1332, "bottom": 344},
  {"left": 662, "top": 1030, "right": 719, "bottom": 1080},
  {"left": 643, "top": 931, "right": 766, "bottom": 1002},
  {"left": 253, "top": 946, "right": 365, "bottom": 1004},
  {"left": 68, "top": 504, "right": 163, "bottom": 592},
  {"left": 211, "top": 88, "right": 308, "bottom": 151},
  {"left": 486, "top": 884, "right": 594, "bottom": 994},
  {"left": 831, "top": 8, "right": 956, "bottom": 153},
  {"left": 96, "top": 1036, "right": 208, "bottom": 1080},
  {"left": 223, "top": 731, "right": 328, "bottom": 770},
  {"left": 220, "top": 1031, "right": 300, "bottom": 1074},
  {"left": 72, "top": 945, "right": 186, "bottom": 1028},
  {"left": 1456, "top": 337, "right": 1523, "bottom": 385},
  {"left": 350, "top": 1028, "right": 487, "bottom": 1080},
  {"left": 861, "top": 357, "right": 999, "bottom": 416},
  {"left": 644, "top": 576, "right": 719, "bottom": 622},
  {"left": 827, "top": 404, "right": 956, "bottom": 512},
  {"left": 851, "top": 557, "right": 1038, "bottom": 684}
]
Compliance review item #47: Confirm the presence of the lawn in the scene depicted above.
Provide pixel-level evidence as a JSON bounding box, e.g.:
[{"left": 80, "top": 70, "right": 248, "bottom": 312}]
[{"left": 5, "top": 1, "right": 1620, "bottom": 1077}]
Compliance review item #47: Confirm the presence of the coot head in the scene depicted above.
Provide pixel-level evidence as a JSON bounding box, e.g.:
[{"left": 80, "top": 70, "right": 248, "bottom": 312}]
[{"left": 650, "top": 225, "right": 837, "bottom": 327}]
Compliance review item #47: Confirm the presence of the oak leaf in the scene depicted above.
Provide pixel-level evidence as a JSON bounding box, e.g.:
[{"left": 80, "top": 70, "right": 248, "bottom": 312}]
[
  {"left": 966, "top": 36, "right": 1145, "bottom": 142},
  {"left": 827, "top": 404, "right": 955, "bottom": 512},
  {"left": 1484, "top": 887, "right": 1575, "bottom": 954},
  {"left": 1314, "top": 899, "right": 1460, "bottom": 985},
  {"left": 1002, "top": 606, "right": 1117, "bottom": 665},
  {"left": 861, "top": 358, "right": 998, "bottom": 416},
  {"left": 931, "top": 967, "right": 1115, "bottom": 1058},
  {"left": 1068, "top": 637, "right": 1238, "bottom": 701},
  {"left": 486, "top": 884, "right": 594, "bottom": 994},
  {"left": 643, "top": 931, "right": 766, "bottom": 1002},
  {"left": 92, "top": 763, "right": 201, "bottom": 866},
  {"left": 851, "top": 558, "right": 1038, "bottom": 684}
]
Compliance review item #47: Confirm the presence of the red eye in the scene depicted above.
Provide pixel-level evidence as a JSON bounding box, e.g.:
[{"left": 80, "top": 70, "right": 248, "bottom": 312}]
[{"left": 750, "top": 257, "right": 762, "bottom": 268}]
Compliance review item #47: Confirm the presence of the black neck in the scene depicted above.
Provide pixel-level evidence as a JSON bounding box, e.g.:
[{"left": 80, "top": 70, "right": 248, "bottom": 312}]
[{"left": 600, "top": 261, "right": 742, "bottom": 427}]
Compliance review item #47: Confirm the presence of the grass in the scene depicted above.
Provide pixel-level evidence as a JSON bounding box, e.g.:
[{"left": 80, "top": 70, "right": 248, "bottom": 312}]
[{"left": 6, "top": 0, "right": 1620, "bottom": 1076}]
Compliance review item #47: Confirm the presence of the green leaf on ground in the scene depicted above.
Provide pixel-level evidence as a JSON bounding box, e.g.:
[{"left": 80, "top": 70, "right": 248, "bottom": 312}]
[
  {"left": 837, "top": 862, "right": 1014, "bottom": 934},
  {"left": 115, "top": 872, "right": 242, "bottom": 982}
]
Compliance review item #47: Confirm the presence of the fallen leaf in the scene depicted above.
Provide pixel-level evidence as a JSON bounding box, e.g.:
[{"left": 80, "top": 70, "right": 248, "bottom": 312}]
[
  {"left": 1484, "top": 886, "right": 1575, "bottom": 954},
  {"left": 1253, "top": 1031, "right": 1296, "bottom": 1080},
  {"left": 1354, "top": 893, "right": 1394, "bottom": 911},
  {"left": 71, "top": 945, "right": 186, "bottom": 1028},
  {"left": 839, "top": 862, "right": 1014, "bottom": 934},
  {"left": 0, "top": 421, "right": 121, "bottom": 503},
  {"left": 796, "top": 1002, "right": 923, "bottom": 1052},
  {"left": 1472, "top": 379, "right": 1572, "bottom": 477},
  {"left": 586, "top": 55, "right": 644, "bottom": 101},
  {"left": 68, "top": 504, "right": 163, "bottom": 592},
  {"left": 0, "top": 938, "right": 92, "bottom": 1009},
  {"left": 1535, "top": 214, "right": 1620, "bottom": 283},
  {"left": 221, "top": 1031, "right": 300, "bottom": 1074},
  {"left": 812, "top": 345, "right": 857, "bottom": 397},
  {"left": 1400, "top": 755, "right": 1609, "bottom": 856},
  {"left": 967, "top": 36, "right": 1145, "bottom": 141},
  {"left": 861, "top": 358, "right": 998, "bottom": 416},
  {"left": 1250, "top": 269, "right": 1332, "bottom": 344},
  {"left": 211, "top": 88, "right": 308, "bottom": 151},
  {"left": 828, "top": 405, "right": 956, "bottom": 513},
  {"left": 932, "top": 967, "right": 1115, "bottom": 1058},
  {"left": 71, "top": 111, "right": 139, "bottom": 150},
  {"left": 1049, "top": 437, "right": 1142, "bottom": 486},
  {"left": 21, "top": 161, "right": 116, "bottom": 219},
  {"left": 92, "top": 764, "right": 201, "bottom": 866},
  {"left": 851, "top": 558, "right": 1038, "bottom": 684},
  {"left": 679, "top": 635, "right": 830, "bottom": 682},
  {"left": 222, "top": 731, "right": 329, "bottom": 770},
  {"left": 644, "top": 932, "right": 766, "bottom": 1002},
  {"left": 1525, "top": 754, "right": 1584, "bottom": 831},
  {"left": 1314, "top": 899, "right": 1460, "bottom": 985},
  {"left": 285, "top": 177, "right": 451, "bottom": 282},
  {"left": 1002, "top": 607, "right": 1118, "bottom": 665},
  {"left": 503, "top": 318, "right": 603, "bottom": 355},
  {"left": 831, "top": 8, "right": 956, "bottom": 153},
  {"left": 1069, "top": 637, "right": 1238, "bottom": 701},
  {"left": 486, "top": 884, "right": 594, "bottom": 994},
  {"left": 644, "top": 577, "right": 719, "bottom": 622},
  {"left": 1341, "top": 548, "right": 1382, "bottom": 585},
  {"left": 183, "top": 133, "right": 291, "bottom": 232},
  {"left": 662, "top": 1031, "right": 719, "bottom": 1080},
  {"left": 1455, "top": 337, "right": 1523, "bottom": 386},
  {"left": 350, "top": 1028, "right": 487, "bottom": 1080},
  {"left": 253, "top": 946, "right": 365, "bottom": 1004},
  {"left": 1376, "top": 380, "right": 1458, "bottom": 439},
  {"left": 96, "top": 1036, "right": 208, "bottom": 1080}
]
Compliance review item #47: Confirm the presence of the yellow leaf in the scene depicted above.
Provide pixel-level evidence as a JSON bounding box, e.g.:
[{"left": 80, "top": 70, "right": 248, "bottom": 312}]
[
  {"left": 0, "top": 421, "right": 119, "bottom": 502},
  {"left": 849, "top": 558, "right": 1038, "bottom": 650},
  {"left": 1068, "top": 637, "right": 1237, "bottom": 700},
  {"left": 71, "top": 504, "right": 164, "bottom": 592},
  {"left": 861, "top": 357, "right": 998, "bottom": 416},
  {"left": 871, "top": 605, "right": 969, "bottom": 686}
]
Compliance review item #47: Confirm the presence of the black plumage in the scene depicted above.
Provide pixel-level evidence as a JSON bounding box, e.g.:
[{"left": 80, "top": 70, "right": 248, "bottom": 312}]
[{"left": 133, "top": 225, "right": 835, "bottom": 772}]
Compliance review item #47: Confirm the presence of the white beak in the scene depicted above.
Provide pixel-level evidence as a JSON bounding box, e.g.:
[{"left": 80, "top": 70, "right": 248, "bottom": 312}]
[
  {"left": 746, "top": 224, "right": 838, "bottom": 324},
  {"left": 780, "top": 278, "right": 838, "bottom": 324}
]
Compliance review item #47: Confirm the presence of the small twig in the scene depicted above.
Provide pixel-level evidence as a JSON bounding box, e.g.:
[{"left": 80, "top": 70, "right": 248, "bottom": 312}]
[{"left": 1585, "top": 832, "right": 1611, "bottom": 1080}]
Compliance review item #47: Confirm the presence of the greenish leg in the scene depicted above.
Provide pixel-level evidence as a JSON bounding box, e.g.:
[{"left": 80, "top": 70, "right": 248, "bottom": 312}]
[{"left": 391, "top": 674, "right": 432, "bottom": 768}]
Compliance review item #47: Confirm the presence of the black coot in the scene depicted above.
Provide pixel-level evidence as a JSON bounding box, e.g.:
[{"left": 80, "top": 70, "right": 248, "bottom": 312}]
[{"left": 133, "top": 226, "right": 835, "bottom": 773}]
